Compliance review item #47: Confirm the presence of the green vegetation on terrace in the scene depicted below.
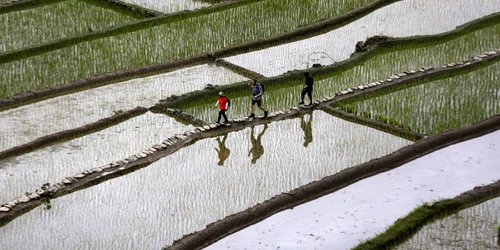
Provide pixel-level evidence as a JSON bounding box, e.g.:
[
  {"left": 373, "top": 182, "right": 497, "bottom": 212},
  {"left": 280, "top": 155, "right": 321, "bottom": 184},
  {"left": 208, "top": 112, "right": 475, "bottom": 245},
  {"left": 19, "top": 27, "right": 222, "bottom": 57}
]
[
  {"left": 0, "top": 0, "right": 141, "bottom": 51},
  {"left": 117, "top": 0, "right": 209, "bottom": 14},
  {"left": 0, "top": 0, "right": 66, "bottom": 13},
  {"left": 0, "top": 112, "right": 411, "bottom": 248},
  {"left": 180, "top": 23, "right": 500, "bottom": 122},
  {"left": 352, "top": 189, "right": 500, "bottom": 250},
  {"left": 338, "top": 62, "right": 500, "bottom": 135},
  {"left": 0, "top": 0, "right": 375, "bottom": 99},
  {"left": 395, "top": 197, "right": 500, "bottom": 250},
  {"left": 352, "top": 199, "right": 462, "bottom": 250}
]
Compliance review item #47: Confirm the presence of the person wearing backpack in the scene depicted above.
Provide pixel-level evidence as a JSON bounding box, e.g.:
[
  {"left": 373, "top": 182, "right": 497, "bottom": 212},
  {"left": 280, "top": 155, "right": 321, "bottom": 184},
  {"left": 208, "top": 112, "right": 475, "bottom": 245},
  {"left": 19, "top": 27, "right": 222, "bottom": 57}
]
[
  {"left": 215, "top": 92, "right": 230, "bottom": 125},
  {"left": 248, "top": 79, "right": 268, "bottom": 118}
]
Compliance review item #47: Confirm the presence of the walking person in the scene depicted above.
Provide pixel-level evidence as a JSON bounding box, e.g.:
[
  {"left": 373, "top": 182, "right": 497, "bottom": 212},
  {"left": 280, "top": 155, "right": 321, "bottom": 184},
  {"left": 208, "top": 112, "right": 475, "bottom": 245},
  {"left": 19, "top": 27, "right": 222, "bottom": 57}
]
[
  {"left": 215, "top": 92, "right": 230, "bottom": 125},
  {"left": 300, "top": 113, "right": 313, "bottom": 147},
  {"left": 248, "top": 124, "right": 268, "bottom": 164},
  {"left": 215, "top": 134, "right": 230, "bottom": 166},
  {"left": 248, "top": 79, "right": 268, "bottom": 118},
  {"left": 299, "top": 72, "right": 314, "bottom": 105}
]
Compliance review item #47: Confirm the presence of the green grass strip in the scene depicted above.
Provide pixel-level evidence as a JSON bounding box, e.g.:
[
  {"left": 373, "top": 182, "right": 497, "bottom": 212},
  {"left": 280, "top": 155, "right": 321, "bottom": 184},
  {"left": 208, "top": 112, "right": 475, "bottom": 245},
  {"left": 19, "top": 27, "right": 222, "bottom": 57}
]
[
  {"left": 321, "top": 106, "right": 424, "bottom": 142},
  {"left": 0, "top": 0, "right": 379, "bottom": 99},
  {"left": 0, "top": 0, "right": 156, "bottom": 17},
  {"left": 79, "top": 0, "right": 163, "bottom": 18},
  {"left": 352, "top": 180, "right": 500, "bottom": 250},
  {"left": 0, "top": 0, "right": 141, "bottom": 51},
  {"left": 0, "top": 0, "right": 264, "bottom": 61},
  {"left": 174, "top": 19, "right": 500, "bottom": 122},
  {"left": 0, "top": 0, "right": 66, "bottom": 14},
  {"left": 160, "top": 12, "right": 500, "bottom": 112},
  {"left": 337, "top": 61, "right": 500, "bottom": 135}
]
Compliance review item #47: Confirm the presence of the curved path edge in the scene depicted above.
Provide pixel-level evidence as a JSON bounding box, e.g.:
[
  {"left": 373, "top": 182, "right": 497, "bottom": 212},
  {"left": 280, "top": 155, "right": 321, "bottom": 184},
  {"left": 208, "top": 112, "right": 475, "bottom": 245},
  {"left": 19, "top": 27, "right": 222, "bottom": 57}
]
[
  {"left": 163, "top": 115, "right": 500, "bottom": 250},
  {"left": 352, "top": 179, "right": 500, "bottom": 250}
]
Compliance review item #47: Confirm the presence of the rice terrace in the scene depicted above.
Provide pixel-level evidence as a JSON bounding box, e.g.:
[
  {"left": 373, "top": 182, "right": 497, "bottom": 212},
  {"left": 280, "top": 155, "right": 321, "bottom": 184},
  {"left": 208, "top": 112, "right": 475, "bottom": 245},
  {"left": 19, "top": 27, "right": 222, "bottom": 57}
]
[{"left": 1, "top": 0, "right": 500, "bottom": 249}]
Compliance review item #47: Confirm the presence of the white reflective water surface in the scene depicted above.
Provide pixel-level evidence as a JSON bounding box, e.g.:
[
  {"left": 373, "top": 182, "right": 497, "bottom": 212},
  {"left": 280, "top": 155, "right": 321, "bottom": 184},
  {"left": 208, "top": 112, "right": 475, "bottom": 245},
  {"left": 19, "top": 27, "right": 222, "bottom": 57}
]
[
  {"left": 0, "top": 64, "right": 246, "bottom": 151},
  {"left": 226, "top": 0, "right": 500, "bottom": 76},
  {"left": 0, "top": 111, "right": 411, "bottom": 249}
]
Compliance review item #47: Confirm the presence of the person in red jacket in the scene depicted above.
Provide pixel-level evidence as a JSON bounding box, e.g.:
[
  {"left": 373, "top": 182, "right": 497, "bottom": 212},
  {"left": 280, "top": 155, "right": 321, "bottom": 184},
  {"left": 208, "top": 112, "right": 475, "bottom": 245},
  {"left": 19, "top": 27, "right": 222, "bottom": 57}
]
[{"left": 215, "top": 92, "right": 230, "bottom": 124}]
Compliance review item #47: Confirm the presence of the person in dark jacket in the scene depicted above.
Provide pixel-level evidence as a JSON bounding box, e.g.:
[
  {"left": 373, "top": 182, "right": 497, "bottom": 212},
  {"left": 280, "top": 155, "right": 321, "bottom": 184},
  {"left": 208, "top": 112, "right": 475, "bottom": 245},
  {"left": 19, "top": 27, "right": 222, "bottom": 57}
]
[
  {"left": 215, "top": 92, "right": 229, "bottom": 124},
  {"left": 300, "top": 113, "right": 313, "bottom": 147},
  {"left": 299, "top": 72, "right": 314, "bottom": 105},
  {"left": 248, "top": 79, "right": 268, "bottom": 118}
]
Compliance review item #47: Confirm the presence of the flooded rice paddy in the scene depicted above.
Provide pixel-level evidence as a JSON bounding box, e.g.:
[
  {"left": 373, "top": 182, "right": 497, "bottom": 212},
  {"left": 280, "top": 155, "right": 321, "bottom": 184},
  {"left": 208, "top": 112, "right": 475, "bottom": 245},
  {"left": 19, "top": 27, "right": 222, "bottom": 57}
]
[
  {"left": 119, "top": 0, "right": 209, "bottom": 14},
  {"left": 396, "top": 197, "right": 500, "bottom": 250},
  {"left": 225, "top": 0, "right": 500, "bottom": 76},
  {"left": 208, "top": 129, "right": 500, "bottom": 250},
  {"left": 0, "top": 111, "right": 411, "bottom": 249},
  {"left": 2, "top": 0, "right": 500, "bottom": 248},
  {"left": 0, "top": 112, "right": 192, "bottom": 204},
  {"left": 346, "top": 61, "right": 500, "bottom": 135},
  {"left": 1, "top": 0, "right": 140, "bottom": 51},
  {"left": 183, "top": 24, "right": 500, "bottom": 122},
  {"left": 0, "top": 0, "right": 371, "bottom": 99},
  {"left": 0, "top": 64, "right": 244, "bottom": 151}
]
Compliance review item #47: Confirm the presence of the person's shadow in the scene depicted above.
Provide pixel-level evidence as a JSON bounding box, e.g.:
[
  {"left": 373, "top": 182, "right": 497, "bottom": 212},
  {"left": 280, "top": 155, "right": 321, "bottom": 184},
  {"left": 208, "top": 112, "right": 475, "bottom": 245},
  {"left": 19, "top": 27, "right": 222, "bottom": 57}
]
[
  {"left": 215, "top": 134, "right": 230, "bottom": 166},
  {"left": 300, "top": 113, "right": 313, "bottom": 147},
  {"left": 248, "top": 124, "right": 268, "bottom": 164}
]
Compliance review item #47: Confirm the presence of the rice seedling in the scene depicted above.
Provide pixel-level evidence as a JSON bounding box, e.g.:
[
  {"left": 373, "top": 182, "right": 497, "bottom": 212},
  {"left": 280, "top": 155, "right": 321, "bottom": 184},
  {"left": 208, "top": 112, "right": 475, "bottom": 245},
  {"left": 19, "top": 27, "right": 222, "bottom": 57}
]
[
  {"left": 118, "top": 0, "right": 210, "bottom": 14},
  {"left": 395, "top": 197, "right": 500, "bottom": 250},
  {"left": 209, "top": 130, "right": 500, "bottom": 250},
  {"left": 0, "top": 0, "right": 140, "bottom": 52},
  {"left": 0, "top": 111, "right": 411, "bottom": 249},
  {"left": 0, "top": 112, "right": 192, "bottom": 204},
  {"left": 226, "top": 0, "right": 500, "bottom": 76},
  {"left": 344, "top": 61, "right": 500, "bottom": 135},
  {"left": 182, "top": 23, "right": 500, "bottom": 122},
  {"left": 0, "top": 64, "right": 245, "bottom": 150},
  {"left": 0, "top": 0, "right": 373, "bottom": 99}
]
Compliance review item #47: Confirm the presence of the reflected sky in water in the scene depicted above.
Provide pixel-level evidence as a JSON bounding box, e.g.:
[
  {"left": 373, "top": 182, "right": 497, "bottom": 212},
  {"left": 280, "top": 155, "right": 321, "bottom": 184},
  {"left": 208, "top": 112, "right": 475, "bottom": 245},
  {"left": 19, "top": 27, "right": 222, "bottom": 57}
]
[
  {"left": 0, "top": 111, "right": 411, "bottom": 249},
  {"left": 227, "top": 0, "right": 500, "bottom": 76},
  {"left": 0, "top": 112, "right": 192, "bottom": 204},
  {"left": 0, "top": 64, "right": 245, "bottom": 151},
  {"left": 396, "top": 197, "right": 500, "bottom": 250},
  {"left": 120, "top": 0, "right": 210, "bottom": 14}
]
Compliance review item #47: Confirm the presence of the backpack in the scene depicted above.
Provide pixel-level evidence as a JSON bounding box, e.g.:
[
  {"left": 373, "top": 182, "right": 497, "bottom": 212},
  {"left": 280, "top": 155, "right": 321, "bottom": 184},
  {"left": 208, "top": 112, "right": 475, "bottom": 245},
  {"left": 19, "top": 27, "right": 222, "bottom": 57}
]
[
  {"left": 257, "top": 82, "right": 265, "bottom": 93},
  {"left": 226, "top": 97, "right": 231, "bottom": 109}
]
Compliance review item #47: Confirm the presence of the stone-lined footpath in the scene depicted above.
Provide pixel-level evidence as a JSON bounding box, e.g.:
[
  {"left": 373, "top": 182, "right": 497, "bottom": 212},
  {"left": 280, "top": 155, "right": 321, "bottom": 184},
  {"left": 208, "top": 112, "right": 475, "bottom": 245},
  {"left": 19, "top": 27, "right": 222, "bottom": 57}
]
[{"left": 1, "top": 49, "right": 498, "bottom": 228}]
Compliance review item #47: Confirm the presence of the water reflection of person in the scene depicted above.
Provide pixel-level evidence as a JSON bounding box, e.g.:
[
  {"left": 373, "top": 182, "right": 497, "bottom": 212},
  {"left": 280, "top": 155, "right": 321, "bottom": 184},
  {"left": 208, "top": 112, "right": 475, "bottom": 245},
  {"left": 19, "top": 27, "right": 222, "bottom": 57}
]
[
  {"left": 248, "top": 124, "right": 268, "bottom": 164},
  {"left": 300, "top": 113, "right": 313, "bottom": 147},
  {"left": 215, "top": 134, "right": 230, "bottom": 166}
]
